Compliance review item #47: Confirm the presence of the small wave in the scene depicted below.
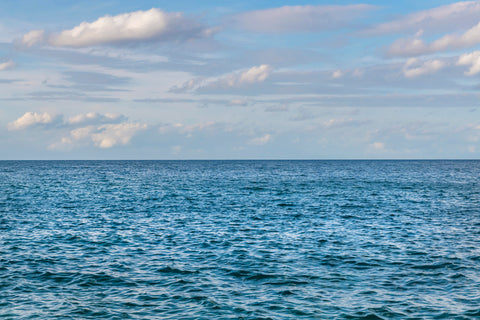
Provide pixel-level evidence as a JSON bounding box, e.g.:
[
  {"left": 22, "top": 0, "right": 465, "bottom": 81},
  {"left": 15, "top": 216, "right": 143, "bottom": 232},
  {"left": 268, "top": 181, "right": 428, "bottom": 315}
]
[{"left": 157, "top": 266, "right": 198, "bottom": 275}]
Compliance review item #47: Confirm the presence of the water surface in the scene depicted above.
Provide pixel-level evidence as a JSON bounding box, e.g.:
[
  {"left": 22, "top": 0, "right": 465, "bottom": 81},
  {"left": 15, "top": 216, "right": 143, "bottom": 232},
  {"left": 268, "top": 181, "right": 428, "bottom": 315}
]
[{"left": 1, "top": 160, "right": 480, "bottom": 319}]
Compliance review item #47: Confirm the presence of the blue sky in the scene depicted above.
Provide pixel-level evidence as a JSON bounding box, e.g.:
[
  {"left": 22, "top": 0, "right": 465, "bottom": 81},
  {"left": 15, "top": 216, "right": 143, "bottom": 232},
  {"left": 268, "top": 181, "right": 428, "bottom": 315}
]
[{"left": 1, "top": 0, "right": 480, "bottom": 159}]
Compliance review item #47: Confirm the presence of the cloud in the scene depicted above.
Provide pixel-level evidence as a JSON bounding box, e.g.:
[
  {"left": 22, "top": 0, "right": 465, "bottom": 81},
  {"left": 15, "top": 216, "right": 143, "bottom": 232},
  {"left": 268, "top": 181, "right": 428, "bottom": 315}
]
[
  {"left": 91, "top": 123, "right": 147, "bottom": 148},
  {"left": 173, "top": 64, "right": 273, "bottom": 92},
  {"left": 0, "top": 59, "right": 14, "bottom": 71},
  {"left": 457, "top": 50, "right": 480, "bottom": 75},
  {"left": 231, "top": 4, "right": 374, "bottom": 33},
  {"left": 20, "top": 30, "right": 45, "bottom": 47},
  {"left": 229, "top": 99, "right": 248, "bottom": 106},
  {"left": 248, "top": 133, "right": 272, "bottom": 145},
  {"left": 20, "top": 8, "right": 213, "bottom": 48},
  {"left": 67, "top": 112, "right": 126, "bottom": 125},
  {"left": 10, "top": 111, "right": 147, "bottom": 149},
  {"left": 371, "top": 142, "right": 385, "bottom": 150},
  {"left": 169, "top": 77, "right": 204, "bottom": 93},
  {"left": 323, "top": 118, "right": 369, "bottom": 128},
  {"left": 234, "top": 64, "right": 272, "bottom": 85},
  {"left": 331, "top": 70, "right": 343, "bottom": 79},
  {"left": 388, "top": 21, "right": 480, "bottom": 57},
  {"left": 366, "top": 1, "right": 480, "bottom": 35},
  {"left": 209, "top": 64, "right": 273, "bottom": 89},
  {"left": 51, "top": 123, "right": 147, "bottom": 149},
  {"left": 8, "top": 112, "right": 57, "bottom": 130},
  {"left": 403, "top": 58, "right": 446, "bottom": 78}
]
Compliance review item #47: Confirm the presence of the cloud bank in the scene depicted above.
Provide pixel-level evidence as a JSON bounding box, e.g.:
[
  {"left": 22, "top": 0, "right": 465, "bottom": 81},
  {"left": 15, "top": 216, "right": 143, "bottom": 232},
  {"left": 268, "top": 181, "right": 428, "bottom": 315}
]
[
  {"left": 50, "top": 123, "right": 147, "bottom": 149},
  {"left": 9, "top": 112, "right": 147, "bottom": 149}
]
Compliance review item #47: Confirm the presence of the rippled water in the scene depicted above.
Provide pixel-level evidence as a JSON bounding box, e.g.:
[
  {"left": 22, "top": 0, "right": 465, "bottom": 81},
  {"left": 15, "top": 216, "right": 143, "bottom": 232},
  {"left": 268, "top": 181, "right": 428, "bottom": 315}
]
[{"left": 1, "top": 160, "right": 480, "bottom": 319}]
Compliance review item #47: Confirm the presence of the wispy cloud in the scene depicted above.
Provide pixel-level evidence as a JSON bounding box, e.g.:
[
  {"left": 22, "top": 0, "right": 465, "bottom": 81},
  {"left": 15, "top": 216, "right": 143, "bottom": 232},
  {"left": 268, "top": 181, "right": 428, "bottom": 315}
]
[
  {"left": 457, "top": 50, "right": 480, "bottom": 75},
  {"left": 0, "top": 59, "right": 15, "bottom": 71},
  {"left": 172, "top": 64, "right": 273, "bottom": 92},
  {"left": 20, "top": 8, "right": 214, "bottom": 48},
  {"left": 388, "top": 21, "right": 480, "bottom": 57},
  {"left": 248, "top": 133, "right": 272, "bottom": 145},
  {"left": 231, "top": 4, "right": 374, "bottom": 33},
  {"left": 366, "top": 1, "right": 480, "bottom": 35},
  {"left": 226, "top": 64, "right": 273, "bottom": 87},
  {"left": 403, "top": 58, "right": 446, "bottom": 78}
]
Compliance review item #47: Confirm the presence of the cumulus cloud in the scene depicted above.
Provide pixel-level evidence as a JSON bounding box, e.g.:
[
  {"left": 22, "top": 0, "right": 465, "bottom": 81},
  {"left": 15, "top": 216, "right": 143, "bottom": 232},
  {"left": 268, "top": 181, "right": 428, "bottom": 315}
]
[
  {"left": 91, "top": 123, "right": 147, "bottom": 148},
  {"left": 388, "top": 21, "right": 480, "bottom": 57},
  {"left": 366, "top": 1, "right": 480, "bottom": 35},
  {"left": 51, "top": 123, "right": 147, "bottom": 149},
  {"left": 248, "top": 134, "right": 272, "bottom": 145},
  {"left": 403, "top": 58, "right": 446, "bottom": 78},
  {"left": 8, "top": 112, "right": 57, "bottom": 130},
  {"left": 9, "top": 111, "right": 147, "bottom": 150},
  {"left": 457, "top": 50, "right": 480, "bottom": 75},
  {"left": 20, "top": 8, "right": 213, "bottom": 48},
  {"left": 232, "top": 4, "right": 374, "bottom": 33},
  {"left": 0, "top": 59, "right": 14, "bottom": 71}
]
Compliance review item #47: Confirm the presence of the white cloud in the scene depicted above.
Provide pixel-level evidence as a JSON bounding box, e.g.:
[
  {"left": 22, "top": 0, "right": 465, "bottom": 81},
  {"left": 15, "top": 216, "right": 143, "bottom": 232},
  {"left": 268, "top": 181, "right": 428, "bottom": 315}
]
[
  {"left": 403, "top": 58, "right": 446, "bottom": 78},
  {"left": 331, "top": 70, "right": 343, "bottom": 79},
  {"left": 371, "top": 142, "right": 385, "bottom": 150},
  {"left": 457, "top": 50, "right": 480, "bottom": 75},
  {"left": 236, "top": 65, "right": 272, "bottom": 85},
  {"left": 91, "top": 123, "right": 147, "bottom": 148},
  {"left": 51, "top": 122, "right": 147, "bottom": 149},
  {"left": 229, "top": 99, "right": 248, "bottom": 106},
  {"left": 0, "top": 59, "right": 14, "bottom": 71},
  {"left": 10, "top": 111, "right": 147, "bottom": 150},
  {"left": 20, "top": 30, "right": 45, "bottom": 47},
  {"left": 388, "top": 21, "right": 480, "bottom": 57},
  {"left": 21, "top": 8, "right": 212, "bottom": 48},
  {"left": 232, "top": 4, "right": 374, "bottom": 33},
  {"left": 220, "top": 65, "right": 273, "bottom": 88},
  {"left": 8, "top": 112, "right": 56, "bottom": 130},
  {"left": 367, "top": 1, "right": 480, "bottom": 35},
  {"left": 249, "top": 133, "right": 272, "bottom": 145},
  {"left": 67, "top": 112, "right": 125, "bottom": 125},
  {"left": 180, "top": 64, "right": 274, "bottom": 91}
]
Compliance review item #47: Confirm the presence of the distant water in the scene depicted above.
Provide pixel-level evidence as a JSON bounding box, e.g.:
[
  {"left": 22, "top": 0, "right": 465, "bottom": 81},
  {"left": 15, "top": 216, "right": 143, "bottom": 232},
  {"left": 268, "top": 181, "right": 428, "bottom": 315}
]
[{"left": 1, "top": 160, "right": 480, "bottom": 319}]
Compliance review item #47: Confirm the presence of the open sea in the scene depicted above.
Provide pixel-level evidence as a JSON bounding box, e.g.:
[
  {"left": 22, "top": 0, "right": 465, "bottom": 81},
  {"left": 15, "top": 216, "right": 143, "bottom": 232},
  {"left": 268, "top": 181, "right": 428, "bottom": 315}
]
[{"left": 1, "top": 160, "right": 480, "bottom": 319}]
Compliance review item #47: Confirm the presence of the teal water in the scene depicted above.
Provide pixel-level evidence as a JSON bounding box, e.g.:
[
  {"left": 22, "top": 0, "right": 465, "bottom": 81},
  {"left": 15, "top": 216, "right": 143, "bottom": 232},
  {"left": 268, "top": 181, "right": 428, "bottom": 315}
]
[{"left": 1, "top": 160, "right": 480, "bottom": 319}]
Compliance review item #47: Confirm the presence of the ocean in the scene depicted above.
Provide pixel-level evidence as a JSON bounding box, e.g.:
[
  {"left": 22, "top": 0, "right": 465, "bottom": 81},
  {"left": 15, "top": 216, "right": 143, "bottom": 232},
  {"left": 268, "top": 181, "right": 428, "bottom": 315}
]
[{"left": 1, "top": 160, "right": 479, "bottom": 319}]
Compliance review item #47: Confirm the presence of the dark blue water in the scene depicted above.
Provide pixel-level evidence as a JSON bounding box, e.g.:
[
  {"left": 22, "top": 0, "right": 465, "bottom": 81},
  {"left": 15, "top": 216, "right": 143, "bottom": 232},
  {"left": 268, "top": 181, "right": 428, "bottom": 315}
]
[{"left": 1, "top": 160, "right": 480, "bottom": 319}]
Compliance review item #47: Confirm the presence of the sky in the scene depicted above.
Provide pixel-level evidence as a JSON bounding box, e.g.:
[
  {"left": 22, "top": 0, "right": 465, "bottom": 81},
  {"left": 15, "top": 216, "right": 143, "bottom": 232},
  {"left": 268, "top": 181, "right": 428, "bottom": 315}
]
[{"left": 1, "top": 0, "right": 480, "bottom": 159}]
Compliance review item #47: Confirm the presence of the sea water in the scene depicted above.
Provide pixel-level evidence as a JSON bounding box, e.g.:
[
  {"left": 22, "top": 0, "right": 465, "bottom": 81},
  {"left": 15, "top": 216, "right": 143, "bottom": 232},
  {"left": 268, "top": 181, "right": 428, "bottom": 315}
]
[{"left": 1, "top": 160, "right": 480, "bottom": 319}]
